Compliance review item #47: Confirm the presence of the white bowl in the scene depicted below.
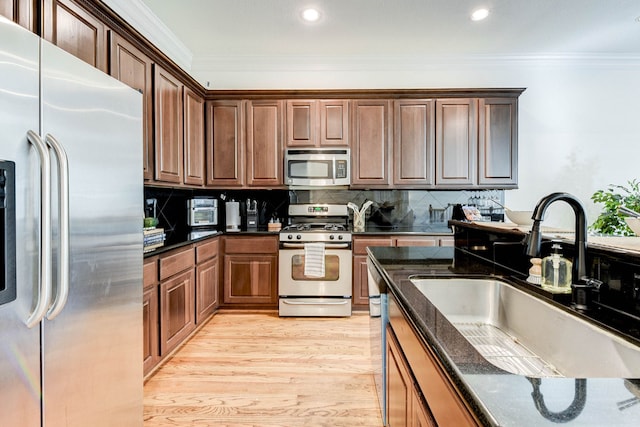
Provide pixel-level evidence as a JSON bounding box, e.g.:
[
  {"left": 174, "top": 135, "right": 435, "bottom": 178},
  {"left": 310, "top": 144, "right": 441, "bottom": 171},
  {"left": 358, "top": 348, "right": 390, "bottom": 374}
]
[
  {"left": 625, "top": 217, "right": 640, "bottom": 236},
  {"left": 505, "top": 209, "right": 534, "bottom": 226}
]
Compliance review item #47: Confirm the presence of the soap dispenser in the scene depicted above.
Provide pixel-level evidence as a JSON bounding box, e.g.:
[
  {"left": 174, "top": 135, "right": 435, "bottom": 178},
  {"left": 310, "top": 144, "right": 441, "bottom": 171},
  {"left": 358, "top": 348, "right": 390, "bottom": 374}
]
[{"left": 541, "top": 240, "right": 572, "bottom": 293}]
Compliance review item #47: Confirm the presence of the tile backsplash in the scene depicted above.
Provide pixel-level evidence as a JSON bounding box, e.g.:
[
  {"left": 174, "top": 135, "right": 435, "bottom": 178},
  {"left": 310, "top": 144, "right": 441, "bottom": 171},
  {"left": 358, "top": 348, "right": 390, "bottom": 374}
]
[
  {"left": 292, "top": 189, "right": 504, "bottom": 226},
  {"left": 143, "top": 186, "right": 505, "bottom": 237}
]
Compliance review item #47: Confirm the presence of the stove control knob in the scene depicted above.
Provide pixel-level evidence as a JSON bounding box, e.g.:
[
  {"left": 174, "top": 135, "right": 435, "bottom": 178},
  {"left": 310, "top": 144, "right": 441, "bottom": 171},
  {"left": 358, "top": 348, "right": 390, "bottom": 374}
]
[
  {"left": 330, "top": 235, "right": 335, "bottom": 240},
  {"left": 296, "top": 235, "right": 302, "bottom": 240},
  {"left": 338, "top": 235, "right": 344, "bottom": 240},
  {"left": 287, "top": 234, "right": 293, "bottom": 240}
]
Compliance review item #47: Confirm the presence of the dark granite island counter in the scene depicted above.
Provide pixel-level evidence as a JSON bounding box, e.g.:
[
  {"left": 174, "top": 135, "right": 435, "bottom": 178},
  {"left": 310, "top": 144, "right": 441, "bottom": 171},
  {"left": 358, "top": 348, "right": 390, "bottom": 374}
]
[{"left": 367, "top": 245, "right": 640, "bottom": 426}]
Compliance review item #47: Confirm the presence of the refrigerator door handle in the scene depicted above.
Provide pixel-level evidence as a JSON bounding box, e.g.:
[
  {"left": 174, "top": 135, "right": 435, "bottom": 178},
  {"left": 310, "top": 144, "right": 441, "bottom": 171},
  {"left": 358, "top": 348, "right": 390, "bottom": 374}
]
[
  {"left": 25, "top": 130, "right": 53, "bottom": 328},
  {"left": 45, "top": 134, "right": 69, "bottom": 320}
]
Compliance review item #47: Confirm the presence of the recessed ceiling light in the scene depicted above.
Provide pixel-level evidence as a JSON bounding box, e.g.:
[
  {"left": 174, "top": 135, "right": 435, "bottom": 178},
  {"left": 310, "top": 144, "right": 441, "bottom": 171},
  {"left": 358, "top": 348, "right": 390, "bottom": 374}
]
[
  {"left": 471, "top": 8, "right": 490, "bottom": 21},
  {"left": 302, "top": 8, "right": 321, "bottom": 22}
]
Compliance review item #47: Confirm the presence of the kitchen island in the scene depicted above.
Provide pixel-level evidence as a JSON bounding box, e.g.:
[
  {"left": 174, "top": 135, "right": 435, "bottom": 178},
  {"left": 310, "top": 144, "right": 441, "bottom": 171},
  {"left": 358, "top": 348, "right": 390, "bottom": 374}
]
[{"left": 367, "top": 243, "right": 640, "bottom": 426}]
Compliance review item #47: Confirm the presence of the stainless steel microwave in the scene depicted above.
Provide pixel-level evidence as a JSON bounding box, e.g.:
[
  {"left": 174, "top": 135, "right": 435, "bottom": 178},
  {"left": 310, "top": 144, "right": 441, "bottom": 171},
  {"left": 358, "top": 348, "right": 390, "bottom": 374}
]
[{"left": 284, "top": 148, "right": 350, "bottom": 187}]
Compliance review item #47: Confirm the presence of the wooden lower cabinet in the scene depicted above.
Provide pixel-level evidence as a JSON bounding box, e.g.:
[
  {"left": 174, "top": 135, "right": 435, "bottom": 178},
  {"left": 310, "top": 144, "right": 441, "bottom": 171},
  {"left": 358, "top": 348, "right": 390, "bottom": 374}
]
[
  {"left": 222, "top": 236, "right": 278, "bottom": 307},
  {"left": 160, "top": 268, "right": 195, "bottom": 355},
  {"left": 143, "top": 257, "right": 159, "bottom": 377},
  {"left": 223, "top": 255, "right": 277, "bottom": 306},
  {"left": 388, "top": 294, "right": 480, "bottom": 426},
  {"left": 196, "top": 256, "right": 218, "bottom": 323},
  {"left": 387, "top": 328, "right": 412, "bottom": 426},
  {"left": 387, "top": 327, "right": 436, "bottom": 427}
]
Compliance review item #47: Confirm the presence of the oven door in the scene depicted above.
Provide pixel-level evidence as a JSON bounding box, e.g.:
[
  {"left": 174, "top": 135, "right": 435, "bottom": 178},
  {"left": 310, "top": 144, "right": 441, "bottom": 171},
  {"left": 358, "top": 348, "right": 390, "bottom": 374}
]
[{"left": 278, "top": 241, "right": 353, "bottom": 317}]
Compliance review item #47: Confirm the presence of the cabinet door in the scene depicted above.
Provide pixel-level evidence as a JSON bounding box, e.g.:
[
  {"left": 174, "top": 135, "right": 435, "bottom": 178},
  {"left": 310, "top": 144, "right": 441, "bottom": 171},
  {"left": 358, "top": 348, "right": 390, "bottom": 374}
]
[
  {"left": 0, "top": 0, "right": 36, "bottom": 30},
  {"left": 394, "top": 100, "right": 435, "bottom": 187},
  {"left": 109, "top": 33, "right": 154, "bottom": 181},
  {"left": 206, "top": 100, "right": 244, "bottom": 187},
  {"left": 43, "top": 0, "right": 108, "bottom": 72},
  {"left": 353, "top": 254, "right": 369, "bottom": 308},
  {"left": 246, "top": 100, "right": 283, "bottom": 187},
  {"left": 412, "top": 392, "right": 437, "bottom": 427},
  {"left": 154, "top": 65, "right": 184, "bottom": 184},
  {"left": 387, "top": 329, "right": 412, "bottom": 427},
  {"left": 351, "top": 100, "right": 392, "bottom": 187},
  {"left": 286, "top": 99, "right": 317, "bottom": 147},
  {"left": 196, "top": 257, "right": 218, "bottom": 324},
  {"left": 435, "top": 98, "right": 477, "bottom": 187},
  {"left": 160, "top": 269, "right": 195, "bottom": 355},
  {"left": 478, "top": 98, "right": 518, "bottom": 187},
  {"left": 394, "top": 237, "right": 438, "bottom": 247},
  {"left": 223, "top": 255, "right": 277, "bottom": 305},
  {"left": 183, "top": 87, "right": 205, "bottom": 186},
  {"left": 142, "top": 285, "right": 159, "bottom": 376},
  {"left": 319, "top": 100, "right": 349, "bottom": 146}
]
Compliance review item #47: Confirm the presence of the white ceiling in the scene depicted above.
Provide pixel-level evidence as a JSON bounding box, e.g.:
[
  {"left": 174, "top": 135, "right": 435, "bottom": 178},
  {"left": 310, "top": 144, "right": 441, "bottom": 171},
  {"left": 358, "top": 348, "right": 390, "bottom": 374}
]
[{"left": 118, "top": 0, "right": 640, "bottom": 86}]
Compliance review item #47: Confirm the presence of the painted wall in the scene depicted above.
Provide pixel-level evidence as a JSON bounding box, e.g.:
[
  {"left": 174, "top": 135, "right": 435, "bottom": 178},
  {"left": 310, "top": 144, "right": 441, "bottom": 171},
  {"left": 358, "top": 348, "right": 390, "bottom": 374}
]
[{"left": 195, "top": 55, "right": 640, "bottom": 229}]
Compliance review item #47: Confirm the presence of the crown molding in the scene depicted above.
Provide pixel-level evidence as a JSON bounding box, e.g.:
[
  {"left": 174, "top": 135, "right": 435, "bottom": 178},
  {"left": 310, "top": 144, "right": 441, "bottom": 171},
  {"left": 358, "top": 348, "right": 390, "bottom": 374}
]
[
  {"left": 101, "top": 0, "right": 192, "bottom": 72},
  {"left": 192, "top": 53, "right": 640, "bottom": 72}
]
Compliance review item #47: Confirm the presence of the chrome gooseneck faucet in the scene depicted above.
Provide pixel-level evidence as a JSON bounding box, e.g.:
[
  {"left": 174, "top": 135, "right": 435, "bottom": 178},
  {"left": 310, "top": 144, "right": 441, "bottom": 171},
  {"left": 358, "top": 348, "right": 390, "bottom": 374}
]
[{"left": 525, "top": 192, "right": 588, "bottom": 284}]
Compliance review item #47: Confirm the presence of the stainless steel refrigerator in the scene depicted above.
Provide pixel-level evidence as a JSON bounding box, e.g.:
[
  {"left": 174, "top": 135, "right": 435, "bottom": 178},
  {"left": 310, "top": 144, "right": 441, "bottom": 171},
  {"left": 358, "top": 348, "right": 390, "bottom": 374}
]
[{"left": 0, "top": 17, "right": 143, "bottom": 426}]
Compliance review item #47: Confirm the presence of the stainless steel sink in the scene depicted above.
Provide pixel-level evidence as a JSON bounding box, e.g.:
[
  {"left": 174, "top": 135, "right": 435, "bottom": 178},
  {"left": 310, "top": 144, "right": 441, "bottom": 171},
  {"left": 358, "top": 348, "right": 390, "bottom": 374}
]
[{"left": 409, "top": 277, "right": 640, "bottom": 378}]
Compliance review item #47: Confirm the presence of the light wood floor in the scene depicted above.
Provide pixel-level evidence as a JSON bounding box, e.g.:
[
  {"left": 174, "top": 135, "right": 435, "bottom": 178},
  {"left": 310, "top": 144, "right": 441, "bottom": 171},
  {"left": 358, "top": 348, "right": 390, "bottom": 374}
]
[{"left": 144, "top": 312, "right": 384, "bottom": 427}]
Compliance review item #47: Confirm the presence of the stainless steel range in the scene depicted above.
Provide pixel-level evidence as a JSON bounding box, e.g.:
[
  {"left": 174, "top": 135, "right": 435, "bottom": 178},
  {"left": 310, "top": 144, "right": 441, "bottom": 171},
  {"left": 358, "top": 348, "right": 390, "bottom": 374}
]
[{"left": 278, "top": 204, "right": 352, "bottom": 317}]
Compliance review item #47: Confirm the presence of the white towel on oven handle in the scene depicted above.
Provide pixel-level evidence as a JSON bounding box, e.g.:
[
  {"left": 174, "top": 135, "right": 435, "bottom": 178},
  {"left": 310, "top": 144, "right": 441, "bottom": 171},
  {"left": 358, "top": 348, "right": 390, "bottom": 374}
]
[{"left": 304, "top": 242, "right": 325, "bottom": 277}]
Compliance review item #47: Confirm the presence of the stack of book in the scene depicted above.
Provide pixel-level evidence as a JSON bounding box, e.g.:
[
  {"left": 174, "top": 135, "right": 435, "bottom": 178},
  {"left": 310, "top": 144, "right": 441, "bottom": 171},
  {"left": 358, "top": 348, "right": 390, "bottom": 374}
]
[{"left": 143, "top": 227, "right": 165, "bottom": 253}]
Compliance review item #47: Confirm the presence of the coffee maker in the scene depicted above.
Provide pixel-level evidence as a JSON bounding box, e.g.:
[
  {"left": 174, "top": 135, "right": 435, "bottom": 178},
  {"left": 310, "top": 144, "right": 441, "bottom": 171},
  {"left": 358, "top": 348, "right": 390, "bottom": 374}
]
[{"left": 246, "top": 199, "right": 258, "bottom": 231}]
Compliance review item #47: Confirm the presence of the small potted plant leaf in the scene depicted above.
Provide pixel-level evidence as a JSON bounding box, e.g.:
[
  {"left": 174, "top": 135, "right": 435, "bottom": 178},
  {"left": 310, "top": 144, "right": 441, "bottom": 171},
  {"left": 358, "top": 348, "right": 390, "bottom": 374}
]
[{"left": 590, "top": 179, "right": 640, "bottom": 236}]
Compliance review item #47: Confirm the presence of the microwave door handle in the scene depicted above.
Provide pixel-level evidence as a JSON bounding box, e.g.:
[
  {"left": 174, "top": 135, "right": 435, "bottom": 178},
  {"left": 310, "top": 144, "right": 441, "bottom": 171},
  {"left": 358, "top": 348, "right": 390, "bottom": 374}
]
[
  {"left": 332, "top": 158, "right": 336, "bottom": 185},
  {"left": 25, "top": 131, "right": 53, "bottom": 328},
  {"left": 45, "top": 134, "right": 70, "bottom": 320}
]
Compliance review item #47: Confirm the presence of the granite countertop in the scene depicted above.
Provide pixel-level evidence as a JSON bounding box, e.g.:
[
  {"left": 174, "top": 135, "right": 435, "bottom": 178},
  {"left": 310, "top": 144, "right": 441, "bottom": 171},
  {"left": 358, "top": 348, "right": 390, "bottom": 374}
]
[
  {"left": 454, "top": 220, "right": 640, "bottom": 255},
  {"left": 354, "top": 224, "right": 453, "bottom": 235},
  {"left": 144, "top": 224, "right": 454, "bottom": 257},
  {"left": 143, "top": 230, "right": 278, "bottom": 257},
  {"left": 367, "top": 246, "right": 640, "bottom": 426}
]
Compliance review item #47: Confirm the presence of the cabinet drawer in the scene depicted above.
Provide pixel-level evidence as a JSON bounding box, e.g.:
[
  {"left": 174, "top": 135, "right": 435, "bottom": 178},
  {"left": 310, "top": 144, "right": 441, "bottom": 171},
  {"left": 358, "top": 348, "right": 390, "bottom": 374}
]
[
  {"left": 394, "top": 237, "right": 437, "bottom": 247},
  {"left": 196, "top": 238, "right": 219, "bottom": 262},
  {"left": 159, "top": 247, "right": 195, "bottom": 280},
  {"left": 224, "top": 236, "right": 278, "bottom": 254},
  {"left": 352, "top": 238, "right": 394, "bottom": 255},
  {"left": 143, "top": 257, "right": 158, "bottom": 290}
]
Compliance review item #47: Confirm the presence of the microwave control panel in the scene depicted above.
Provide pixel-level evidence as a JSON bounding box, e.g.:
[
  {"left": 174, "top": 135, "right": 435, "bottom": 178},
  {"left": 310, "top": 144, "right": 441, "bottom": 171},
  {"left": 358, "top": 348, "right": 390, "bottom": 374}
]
[{"left": 336, "top": 160, "right": 348, "bottom": 179}]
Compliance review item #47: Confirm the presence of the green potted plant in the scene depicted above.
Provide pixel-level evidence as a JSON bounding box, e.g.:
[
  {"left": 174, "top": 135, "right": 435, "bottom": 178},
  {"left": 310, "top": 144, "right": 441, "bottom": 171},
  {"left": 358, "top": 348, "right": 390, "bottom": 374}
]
[{"left": 590, "top": 179, "right": 640, "bottom": 236}]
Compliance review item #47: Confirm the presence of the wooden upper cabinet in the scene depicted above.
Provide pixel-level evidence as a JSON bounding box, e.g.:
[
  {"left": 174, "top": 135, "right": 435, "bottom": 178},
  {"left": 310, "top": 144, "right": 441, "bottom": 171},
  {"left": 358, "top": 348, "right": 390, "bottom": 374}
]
[
  {"left": 393, "top": 99, "right": 435, "bottom": 187},
  {"left": 286, "top": 100, "right": 317, "bottom": 147},
  {"left": 286, "top": 99, "right": 349, "bottom": 147},
  {"left": 0, "top": 0, "right": 36, "bottom": 31},
  {"left": 319, "top": 100, "right": 349, "bottom": 146},
  {"left": 435, "top": 98, "right": 477, "bottom": 187},
  {"left": 153, "top": 65, "right": 184, "bottom": 184},
  {"left": 109, "top": 33, "right": 154, "bottom": 181},
  {"left": 43, "top": 0, "right": 108, "bottom": 72},
  {"left": 478, "top": 98, "right": 518, "bottom": 187},
  {"left": 351, "top": 100, "right": 392, "bottom": 187},
  {"left": 246, "top": 100, "right": 283, "bottom": 187},
  {"left": 183, "top": 87, "right": 205, "bottom": 186},
  {"left": 206, "top": 100, "right": 244, "bottom": 187}
]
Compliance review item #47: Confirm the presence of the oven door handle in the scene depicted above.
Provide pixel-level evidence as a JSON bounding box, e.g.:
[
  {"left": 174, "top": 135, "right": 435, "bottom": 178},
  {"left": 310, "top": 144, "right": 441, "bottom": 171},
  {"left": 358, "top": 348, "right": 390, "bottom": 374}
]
[
  {"left": 280, "top": 243, "right": 350, "bottom": 249},
  {"left": 281, "top": 300, "right": 350, "bottom": 306}
]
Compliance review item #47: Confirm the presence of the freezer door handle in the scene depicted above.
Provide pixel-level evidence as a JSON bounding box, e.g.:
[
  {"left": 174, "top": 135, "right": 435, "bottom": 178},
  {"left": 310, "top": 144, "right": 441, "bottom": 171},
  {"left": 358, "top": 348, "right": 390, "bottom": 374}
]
[
  {"left": 25, "top": 130, "right": 53, "bottom": 328},
  {"left": 45, "top": 134, "right": 69, "bottom": 320}
]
